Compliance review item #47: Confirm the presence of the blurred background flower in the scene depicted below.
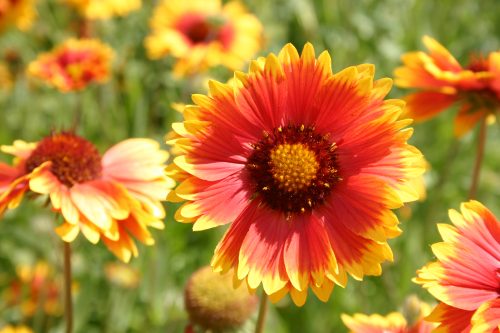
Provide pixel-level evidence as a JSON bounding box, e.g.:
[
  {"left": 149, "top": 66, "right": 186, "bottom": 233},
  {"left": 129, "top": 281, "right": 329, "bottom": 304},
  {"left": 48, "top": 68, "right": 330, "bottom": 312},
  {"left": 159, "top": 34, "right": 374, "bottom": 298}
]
[
  {"left": 63, "top": 0, "right": 141, "bottom": 21},
  {"left": 0, "top": 0, "right": 36, "bottom": 33},
  {"left": 27, "top": 38, "right": 114, "bottom": 92},
  {"left": 145, "top": 0, "right": 263, "bottom": 76}
]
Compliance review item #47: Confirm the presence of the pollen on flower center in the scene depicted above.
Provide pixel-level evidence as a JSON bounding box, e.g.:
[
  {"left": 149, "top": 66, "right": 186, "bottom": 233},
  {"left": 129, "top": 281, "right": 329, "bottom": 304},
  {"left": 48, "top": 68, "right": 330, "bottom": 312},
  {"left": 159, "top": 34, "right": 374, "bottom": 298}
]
[
  {"left": 269, "top": 143, "right": 319, "bottom": 193},
  {"left": 25, "top": 132, "right": 102, "bottom": 187},
  {"left": 247, "top": 125, "right": 341, "bottom": 214}
]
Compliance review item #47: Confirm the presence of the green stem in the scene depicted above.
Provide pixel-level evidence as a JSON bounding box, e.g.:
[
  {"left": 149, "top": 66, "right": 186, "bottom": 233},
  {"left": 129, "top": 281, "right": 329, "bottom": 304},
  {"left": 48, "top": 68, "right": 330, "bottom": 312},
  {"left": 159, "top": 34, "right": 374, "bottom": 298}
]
[
  {"left": 63, "top": 242, "right": 73, "bottom": 333},
  {"left": 468, "top": 117, "right": 487, "bottom": 200},
  {"left": 254, "top": 294, "right": 269, "bottom": 333}
]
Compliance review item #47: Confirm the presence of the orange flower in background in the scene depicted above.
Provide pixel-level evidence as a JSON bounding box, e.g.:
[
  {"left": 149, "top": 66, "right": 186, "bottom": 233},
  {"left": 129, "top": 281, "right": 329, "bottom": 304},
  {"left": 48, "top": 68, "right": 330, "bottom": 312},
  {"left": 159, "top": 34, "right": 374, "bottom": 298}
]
[
  {"left": 3, "top": 262, "right": 61, "bottom": 317},
  {"left": 0, "top": 0, "right": 36, "bottom": 32},
  {"left": 27, "top": 39, "right": 113, "bottom": 92},
  {"left": 167, "top": 43, "right": 425, "bottom": 305},
  {"left": 0, "top": 132, "right": 173, "bottom": 262},
  {"left": 395, "top": 36, "right": 499, "bottom": 136},
  {"left": 145, "top": 0, "right": 263, "bottom": 76},
  {"left": 342, "top": 296, "right": 434, "bottom": 333},
  {"left": 63, "top": 0, "right": 141, "bottom": 20},
  {"left": 415, "top": 200, "right": 500, "bottom": 332}
]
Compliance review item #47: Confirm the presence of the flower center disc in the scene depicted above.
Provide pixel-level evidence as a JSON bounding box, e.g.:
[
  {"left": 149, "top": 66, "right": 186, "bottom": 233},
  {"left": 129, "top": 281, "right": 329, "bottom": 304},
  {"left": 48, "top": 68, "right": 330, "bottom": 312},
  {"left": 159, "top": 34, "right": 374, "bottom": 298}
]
[
  {"left": 269, "top": 143, "right": 319, "bottom": 193},
  {"left": 25, "top": 133, "right": 102, "bottom": 187},
  {"left": 247, "top": 125, "right": 341, "bottom": 214}
]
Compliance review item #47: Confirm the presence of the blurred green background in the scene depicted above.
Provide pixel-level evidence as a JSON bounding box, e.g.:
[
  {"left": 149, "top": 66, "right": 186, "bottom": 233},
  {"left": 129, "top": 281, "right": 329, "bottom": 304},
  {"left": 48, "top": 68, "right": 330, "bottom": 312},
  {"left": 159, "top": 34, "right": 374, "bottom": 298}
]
[{"left": 0, "top": 0, "right": 499, "bottom": 332}]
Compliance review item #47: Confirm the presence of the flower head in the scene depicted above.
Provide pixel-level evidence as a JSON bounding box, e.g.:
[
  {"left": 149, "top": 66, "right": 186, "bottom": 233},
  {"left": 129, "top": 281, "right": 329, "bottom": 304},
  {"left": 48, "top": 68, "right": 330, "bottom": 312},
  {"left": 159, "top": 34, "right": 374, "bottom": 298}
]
[
  {"left": 395, "top": 36, "right": 499, "bottom": 137},
  {"left": 145, "top": 0, "right": 263, "bottom": 76},
  {"left": 415, "top": 200, "right": 500, "bottom": 332},
  {"left": 341, "top": 296, "right": 434, "bottom": 333},
  {"left": 184, "top": 266, "right": 258, "bottom": 331},
  {"left": 0, "top": 0, "right": 36, "bottom": 32},
  {"left": 3, "top": 262, "right": 61, "bottom": 317},
  {"left": 0, "top": 132, "right": 173, "bottom": 262},
  {"left": 63, "top": 0, "right": 141, "bottom": 20},
  {"left": 27, "top": 38, "right": 114, "bottom": 92},
  {"left": 167, "top": 43, "right": 425, "bottom": 305}
]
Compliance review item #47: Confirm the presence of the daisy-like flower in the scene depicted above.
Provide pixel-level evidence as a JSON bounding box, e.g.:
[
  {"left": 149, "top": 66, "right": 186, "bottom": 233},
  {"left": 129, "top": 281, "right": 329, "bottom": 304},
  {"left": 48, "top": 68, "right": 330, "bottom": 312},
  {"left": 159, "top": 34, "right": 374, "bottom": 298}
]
[
  {"left": 63, "top": 0, "right": 141, "bottom": 20},
  {"left": 145, "top": 0, "right": 263, "bottom": 76},
  {"left": 27, "top": 38, "right": 114, "bottom": 92},
  {"left": 167, "top": 43, "right": 425, "bottom": 305},
  {"left": 341, "top": 296, "right": 434, "bottom": 333},
  {"left": 395, "top": 36, "right": 500, "bottom": 137},
  {"left": 415, "top": 200, "right": 500, "bottom": 332},
  {"left": 0, "top": 132, "right": 172, "bottom": 262},
  {"left": 0, "top": 0, "right": 36, "bottom": 32}
]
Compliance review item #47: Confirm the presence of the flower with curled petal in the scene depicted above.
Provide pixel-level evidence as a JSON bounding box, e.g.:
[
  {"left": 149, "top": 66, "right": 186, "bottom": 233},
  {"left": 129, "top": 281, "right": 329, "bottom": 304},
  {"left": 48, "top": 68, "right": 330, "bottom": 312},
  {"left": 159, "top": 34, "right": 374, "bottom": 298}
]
[
  {"left": 167, "top": 43, "right": 425, "bottom": 305},
  {"left": 415, "top": 200, "right": 500, "bottom": 332},
  {"left": 395, "top": 36, "right": 499, "bottom": 137},
  {"left": 0, "top": 132, "right": 173, "bottom": 262}
]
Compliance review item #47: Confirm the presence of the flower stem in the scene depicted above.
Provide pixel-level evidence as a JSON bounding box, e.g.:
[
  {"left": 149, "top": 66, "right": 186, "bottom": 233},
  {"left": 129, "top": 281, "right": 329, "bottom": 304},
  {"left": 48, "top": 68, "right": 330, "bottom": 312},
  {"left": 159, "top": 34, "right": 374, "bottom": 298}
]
[
  {"left": 255, "top": 293, "right": 269, "bottom": 333},
  {"left": 63, "top": 241, "right": 73, "bottom": 333},
  {"left": 468, "top": 116, "right": 487, "bottom": 200}
]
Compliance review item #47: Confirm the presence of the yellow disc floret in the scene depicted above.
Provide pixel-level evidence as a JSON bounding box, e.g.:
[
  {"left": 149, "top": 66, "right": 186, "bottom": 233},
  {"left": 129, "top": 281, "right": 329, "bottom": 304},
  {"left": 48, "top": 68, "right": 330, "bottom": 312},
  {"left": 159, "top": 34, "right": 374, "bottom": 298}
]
[{"left": 270, "top": 143, "right": 319, "bottom": 193}]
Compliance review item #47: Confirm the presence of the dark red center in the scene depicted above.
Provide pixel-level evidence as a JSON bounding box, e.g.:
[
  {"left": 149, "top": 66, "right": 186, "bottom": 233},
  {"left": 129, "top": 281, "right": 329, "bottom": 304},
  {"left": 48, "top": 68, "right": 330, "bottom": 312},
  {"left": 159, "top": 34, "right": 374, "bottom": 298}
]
[
  {"left": 246, "top": 125, "right": 341, "bottom": 215},
  {"left": 25, "top": 132, "right": 102, "bottom": 187},
  {"left": 175, "top": 14, "right": 234, "bottom": 49}
]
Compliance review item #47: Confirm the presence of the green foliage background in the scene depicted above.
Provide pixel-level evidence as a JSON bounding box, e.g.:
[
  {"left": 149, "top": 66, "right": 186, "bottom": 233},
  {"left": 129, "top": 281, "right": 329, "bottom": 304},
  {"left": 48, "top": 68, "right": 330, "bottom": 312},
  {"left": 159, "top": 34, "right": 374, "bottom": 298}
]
[{"left": 0, "top": 0, "right": 499, "bottom": 332}]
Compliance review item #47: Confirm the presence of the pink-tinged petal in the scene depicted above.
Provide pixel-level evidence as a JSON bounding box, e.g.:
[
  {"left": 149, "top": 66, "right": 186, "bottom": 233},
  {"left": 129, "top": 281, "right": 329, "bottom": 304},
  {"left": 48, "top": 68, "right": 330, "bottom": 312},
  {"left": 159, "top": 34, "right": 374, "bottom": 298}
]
[
  {"left": 403, "top": 91, "right": 456, "bottom": 121},
  {"left": 102, "top": 139, "right": 168, "bottom": 181},
  {"left": 175, "top": 173, "right": 250, "bottom": 230},
  {"left": 0, "top": 163, "right": 25, "bottom": 192},
  {"left": 174, "top": 155, "right": 245, "bottom": 182},
  {"left": 1, "top": 140, "right": 36, "bottom": 159},
  {"left": 426, "top": 302, "right": 473, "bottom": 333},
  {"left": 471, "top": 298, "right": 500, "bottom": 333},
  {"left": 283, "top": 213, "right": 338, "bottom": 291},
  {"left": 69, "top": 181, "right": 130, "bottom": 230}
]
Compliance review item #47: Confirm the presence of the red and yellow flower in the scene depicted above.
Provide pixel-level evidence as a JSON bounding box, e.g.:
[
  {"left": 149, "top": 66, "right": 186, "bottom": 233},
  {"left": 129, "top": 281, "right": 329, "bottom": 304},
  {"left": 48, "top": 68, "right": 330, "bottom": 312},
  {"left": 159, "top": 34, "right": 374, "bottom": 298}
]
[
  {"left": 27, "top": 38, "right": 114, "bottom": 92},
  {"left": 395, "top": 36, "right": 500, "bottom": 137},
  {"left": 0, "top": 132, "right": 172, "bottom": 262},
  {"left": 0, "top": 0, "right": 36, "bottom": 32},
  {"left": 3, "top": 262, "right": 61, "bottom": 317},
  {"left": 415, "top": 200, "right": 500, "bottom": 332},
  {"left": 342, "top": 296, "right": 434, "bottom": 333},
  {"left": 63, "top": 0, "right": 141, "bottom": 20},
  {"left": 145, "top": 0, "right": 263, "bottom": 76},
  {"left": 167, "top": 43, "right": 425, "bottom": 305}
]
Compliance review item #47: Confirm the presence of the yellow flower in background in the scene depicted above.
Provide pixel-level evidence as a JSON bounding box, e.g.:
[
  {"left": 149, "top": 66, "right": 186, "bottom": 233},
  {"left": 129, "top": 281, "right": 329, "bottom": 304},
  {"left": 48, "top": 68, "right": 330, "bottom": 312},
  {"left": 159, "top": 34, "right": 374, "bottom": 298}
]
[
  {"left": 0, "top": 132, "right": 173, "bottom": 262},
  {"left": 145, "top": 0, "right": 263, "bottom": 76},
  {"left": 27, "top": 38, "right": 114, "bottom": 92},
  {"left": 0, "top": 326, "right": 33, "bottom": 333},
  {"left": 167, "top": 43, "right": 424, "bottom": 305},
  {"left": 104, "top": 262, "right": 140, "bottom": 289},
  {"left": 63, "top": 0, "right": 141, "bottom": 20},
  {"left": 3, "top": 262, "right": 61, "bottom": 317},
  {"left": 184, "top": 266, "right": 258, "bottom": 331},
  {"left": 342, "top": 296, "right": 434, "bottom": 332},
  {"left": 0, "top": 0, "right": 36, "bottom": 32}
]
